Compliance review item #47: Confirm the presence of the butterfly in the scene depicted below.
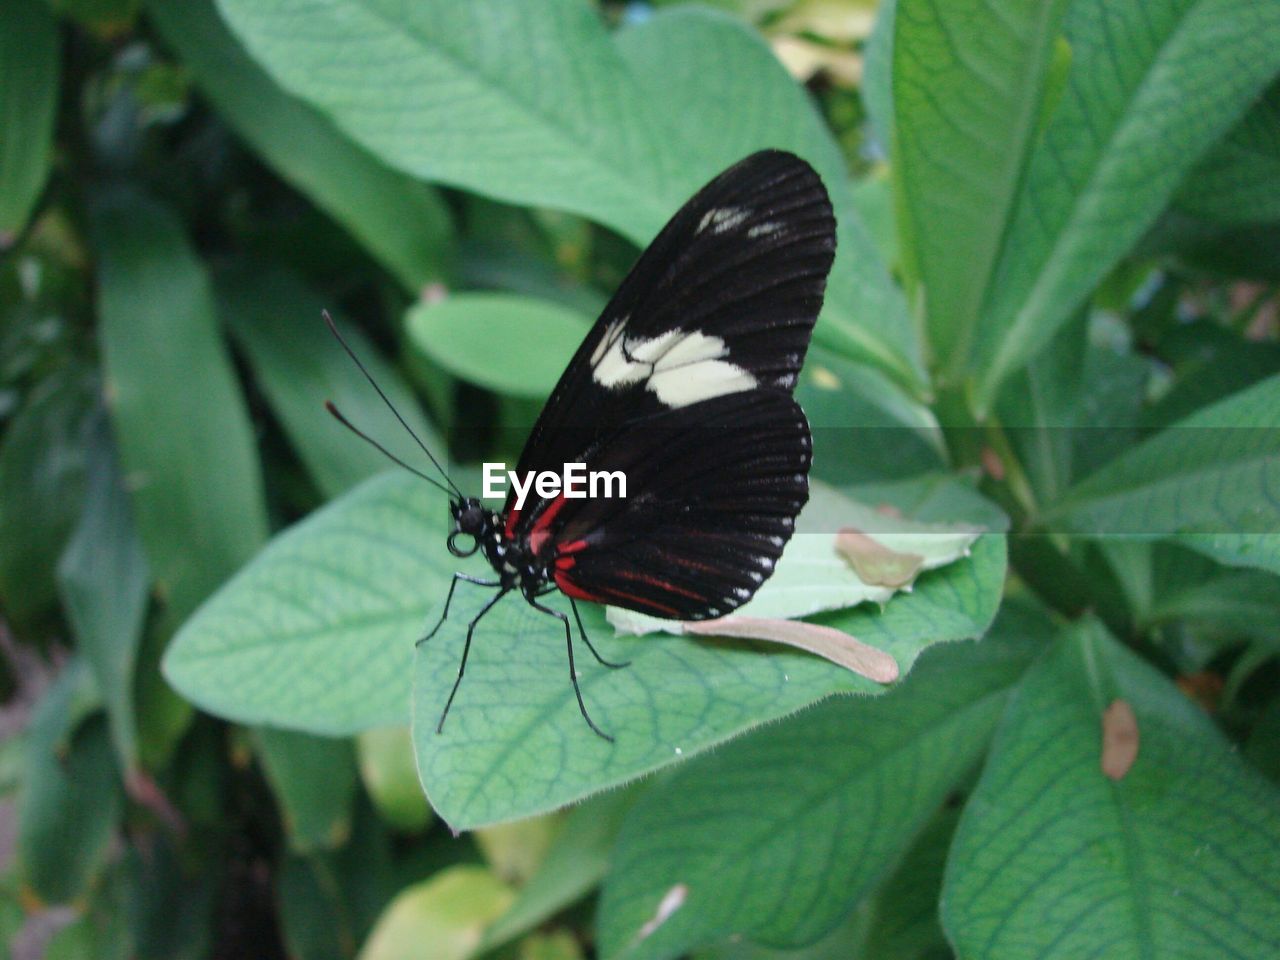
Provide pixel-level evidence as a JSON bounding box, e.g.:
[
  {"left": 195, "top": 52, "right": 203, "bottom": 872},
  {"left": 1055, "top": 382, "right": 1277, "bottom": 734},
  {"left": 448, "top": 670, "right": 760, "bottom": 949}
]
[{"left": 327, "top": 150, "right": 836, "bottom": 741}]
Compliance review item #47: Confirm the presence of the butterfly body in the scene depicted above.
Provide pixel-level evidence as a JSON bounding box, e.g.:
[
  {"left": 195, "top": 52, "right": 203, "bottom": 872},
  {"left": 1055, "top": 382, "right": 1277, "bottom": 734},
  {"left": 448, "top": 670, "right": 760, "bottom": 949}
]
[{"left": 329, "top": 149, "right": 836, "bottom": 741}]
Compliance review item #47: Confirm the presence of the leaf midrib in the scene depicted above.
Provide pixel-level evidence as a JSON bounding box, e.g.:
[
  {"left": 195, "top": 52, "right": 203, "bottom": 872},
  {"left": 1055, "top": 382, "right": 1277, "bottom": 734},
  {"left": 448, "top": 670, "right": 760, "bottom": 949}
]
[
  {"left": 984, "top": 0, "right": 1221, "bottom": 397},
  {"left": 614, "top": 687, "right": 1010, "bottom": 939},
  {"left": 276, "top": 0, "right": 669, "bottom": 238}
]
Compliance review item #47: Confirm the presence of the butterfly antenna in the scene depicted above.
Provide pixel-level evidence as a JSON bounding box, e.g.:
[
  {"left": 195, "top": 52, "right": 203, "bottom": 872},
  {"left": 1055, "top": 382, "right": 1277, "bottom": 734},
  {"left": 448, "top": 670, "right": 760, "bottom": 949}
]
[
  {"left": 323, "top": 310, "right": 464, "bottom": 498},
  {"left": 324, "top": 401, "right": 453, "bottom": 497}
]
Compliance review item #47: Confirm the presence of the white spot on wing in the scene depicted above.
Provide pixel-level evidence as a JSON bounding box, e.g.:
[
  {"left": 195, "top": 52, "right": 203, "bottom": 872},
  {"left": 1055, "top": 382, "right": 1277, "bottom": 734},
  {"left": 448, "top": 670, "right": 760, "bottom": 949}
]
[
  {"left": 592, "top": 326, "right": 758, "bottom": 407},
  {"left": 747, "top": 221, "right": 783, "bottom": 238}
]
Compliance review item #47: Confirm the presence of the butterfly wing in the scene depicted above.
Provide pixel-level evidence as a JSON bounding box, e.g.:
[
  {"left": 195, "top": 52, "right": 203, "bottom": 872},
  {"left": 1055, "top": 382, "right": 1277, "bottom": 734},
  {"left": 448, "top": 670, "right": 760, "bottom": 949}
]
[
  {"left": 545, "top": 389, "right": 811, "bottom": 620},
  {"left": 503, "top": 149, "right": 835, "bottom": 540}
]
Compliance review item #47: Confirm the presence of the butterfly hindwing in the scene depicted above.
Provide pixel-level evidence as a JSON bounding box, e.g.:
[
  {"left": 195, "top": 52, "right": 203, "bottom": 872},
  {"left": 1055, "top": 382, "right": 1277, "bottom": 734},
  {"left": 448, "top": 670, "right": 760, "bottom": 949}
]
[
  {"left": 505, "top": 150, "right": 835, "bottom": 543},
  {"left": 544, "top": 389, "right": 812, "bottom": 620}
]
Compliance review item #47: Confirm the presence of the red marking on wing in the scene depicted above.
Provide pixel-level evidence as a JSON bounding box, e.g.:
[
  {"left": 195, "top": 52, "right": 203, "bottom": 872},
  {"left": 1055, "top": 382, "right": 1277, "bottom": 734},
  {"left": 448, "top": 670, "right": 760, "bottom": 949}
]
[
  {"left": 557, "top": 538, "right": 589, "bottom": 555},
  {"left": 555, "top": 572, "right": 681, "bottom": 617},
  {"left": 555, "top": 555, "right": 576, "bottom": 571},
  {"left": 615, "top": 569, "right": 705, "bottom": 601},
  {"left": 598, "top": 585, "right": 680, "bottom": 617},
  {"left": 555, "top": 571, "right": 602, "bottom": 602},
  {"left": 669, "top": 554, "right": 722, "bottom": 575},
  {"left": 529, "top": 494, "right": 569, "bottom": 556},
  {"left": 503, "top": 507, "right": 520, "bottom": 540}
]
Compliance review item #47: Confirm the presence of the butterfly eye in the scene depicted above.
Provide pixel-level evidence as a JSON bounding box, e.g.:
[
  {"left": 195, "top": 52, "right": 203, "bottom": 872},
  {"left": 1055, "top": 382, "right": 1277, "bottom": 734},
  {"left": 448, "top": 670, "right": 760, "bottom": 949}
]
[{"left": 447, "top": 530, "right": 479, "bottom": 558}]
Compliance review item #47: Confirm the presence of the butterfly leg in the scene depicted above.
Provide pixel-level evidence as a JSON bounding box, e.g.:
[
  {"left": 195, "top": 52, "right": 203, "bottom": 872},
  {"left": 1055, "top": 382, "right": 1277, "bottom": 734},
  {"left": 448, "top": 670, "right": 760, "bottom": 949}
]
[
  {"left": 418, "top": 572, "right": 501, "bottom": 648},
  {"left": 568, "top": 597, "right": 630, "bottom": 669},
  {"left": 528, "top": 598, "right": 615, "bottom": 743},
  {"left": 436, "top": 586, "right": 509, "bottom": 734}
]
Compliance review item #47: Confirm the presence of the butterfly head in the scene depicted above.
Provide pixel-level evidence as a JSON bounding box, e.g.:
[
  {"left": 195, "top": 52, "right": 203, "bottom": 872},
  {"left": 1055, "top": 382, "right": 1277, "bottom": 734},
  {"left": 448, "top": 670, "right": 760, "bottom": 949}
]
[{"left": 447, "top": 497, "right": 488, "bottom": 558}]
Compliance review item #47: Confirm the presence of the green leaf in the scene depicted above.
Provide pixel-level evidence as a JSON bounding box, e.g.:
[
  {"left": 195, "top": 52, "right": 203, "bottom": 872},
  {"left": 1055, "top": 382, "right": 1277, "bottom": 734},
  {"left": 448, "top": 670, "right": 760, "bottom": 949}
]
[
  {"left": 358, "top": 727, "right": 433, "bottom": 833},
  {"left": 214, "top": 0, "right": 922, "bottom": 389},
  {"left": 942, "top": 619, "right": 1280, "bottom": 958},
  {"left": 860, "top": 0, "right": 895, "bottom": 153},
  {"left": 693, "top": 907, "right": 871, "bottom": 960},
  {"left": 91, "top": 186, "right": 269, "bottom": 628},
  {"left": 254, "top": 728, "right": 358, "bottom": 852},
  {"left": 481, "top": 787, "right": 641, "bottom": 952},
  {"left": 795, "top": 349, "right": 944, "bottom": 485},
  {"left": 594, "top": 621, "right": 1041, "bottom": 959},
  {"left": 279, "top": 799, "right": 398, "bottom": 960},
  {"left": 357, "top": 865, "right": 513, "bottom": 960},
  {"left": 1175, "top": 533, "right": 1280, "bottom": 577},
  {"left": 844, "top": 472, "right": 1009, "bottom": 533},
  {"left": 1176, "top": 80, "right": 1280, "bottom": 225},
  {"left": 124, "top": 831, "right": 216, "bottom": 959},
  {"left": 893, "top": 0, "right": 1070, "bottom": 379},
  {"left": 163, "top": 472, "right": 449, "bottom": 734},
  {"left": 47, "top": 0, "right": 138, "bottom": 32},
  {"left": 974, "top": 0, "right": 1280, "bottom": 406},
  {"left": 147, "top": 0, "right": 453, "bottom": 290},
  {"left": 613, "top": 8, "right": 922, "bottom": 388},
  {"left": 474, "top": 815, "right": 560, "bottom": 888},
  {"left": 405, "top": 294, "right": 591, "bottom": 399},
  {"left": 0, "top": 0, "right": 58, "bottom": 245},
  {"left": 219, "top": 265, "right": 441, "bottom": 499},
  {"left": 1145, "top": 567, "right": 1280, "bottom": 641},
  {"left": 57, "top": 416, "right": 150, "bottom": 773},
  {"left": 415, "top": 535, "right": 1005, "bottom": 830},
  {"left": 998, "top": 310, "right": 1088, "bottom": 507},
  {"left": 1048, "top": 375, "right": 1280, "bottom": 539},
  {"left": 855, "top": 807, "right": 956, "bottom": 960},
  {"left": 17, "top": 663, "right": 123, "bottom": 905},
  {"left": 0, "top": 365, "right": 94, "bottom": 626}
]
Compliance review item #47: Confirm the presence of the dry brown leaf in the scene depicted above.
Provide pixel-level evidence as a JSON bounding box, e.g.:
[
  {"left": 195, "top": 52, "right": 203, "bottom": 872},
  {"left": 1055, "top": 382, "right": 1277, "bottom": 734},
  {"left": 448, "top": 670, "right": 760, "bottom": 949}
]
[
  {"left": 835, "top": 529, "right": 925, "bottom": 588},
  {"left": 685, "top": 616, "right": 899, "bottom": 683}
]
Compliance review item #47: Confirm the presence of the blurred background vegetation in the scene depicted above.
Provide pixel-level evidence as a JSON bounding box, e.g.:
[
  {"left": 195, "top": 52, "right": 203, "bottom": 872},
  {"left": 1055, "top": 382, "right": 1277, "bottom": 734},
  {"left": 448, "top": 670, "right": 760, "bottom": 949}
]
[{"left": 2, "top": 0, "right": 1280, "bottom": 958}]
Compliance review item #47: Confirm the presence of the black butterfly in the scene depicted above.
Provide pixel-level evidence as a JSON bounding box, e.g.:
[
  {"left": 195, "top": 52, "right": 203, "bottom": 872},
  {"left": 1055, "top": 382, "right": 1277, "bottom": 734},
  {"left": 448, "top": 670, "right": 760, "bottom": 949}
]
[{"left": 327, "top": 150, "right": 836, "bottom": 741}]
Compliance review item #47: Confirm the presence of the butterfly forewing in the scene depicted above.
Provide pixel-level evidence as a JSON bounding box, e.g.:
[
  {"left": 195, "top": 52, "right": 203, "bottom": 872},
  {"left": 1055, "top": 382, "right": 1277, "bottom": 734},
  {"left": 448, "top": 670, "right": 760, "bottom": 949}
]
[{"left": 502, "top": 150, "right": 836, "bottom": 619}]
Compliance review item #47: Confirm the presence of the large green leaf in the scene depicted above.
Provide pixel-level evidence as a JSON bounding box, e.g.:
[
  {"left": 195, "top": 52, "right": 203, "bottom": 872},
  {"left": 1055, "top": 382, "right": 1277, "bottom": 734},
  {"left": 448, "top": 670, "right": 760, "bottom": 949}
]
[
  {"left": 480, "top": 787, "right": 641, "bottom": 952},
  {"left": 942, "top": 620, "right": 1280, "bottom": 958},
  {"left": 254, "top": 728, "right": 359, "bottom": 853},
  {"left": 1176, "top": 79, "right": 1280, "bottom": 225},
  {"left": 414, "top": 535, "right": 1005, "bottom": 829},
  {"left": 163, "top": 472, "right": 450, "bottom": 734},
  {"left": 358, "top": 727, "right": 433, "bottom": 833},
  {"left": 219, "top": 266, "right": 440, "bottom": 499},
  {"left": 147, "top": 0, "right": 453, "bottom": 290},
  {"left": 974, "top": 0, "right": 1280, "bottom": 406},
  {"left": 405, "top": 293, "right": 591, "bottom": 399},
  {"left": 214, "top": 0, "right": 922, "bottom": 388},
  {"left": 854, "top": 807, "right": 957, "bottom": 960},
  {"left": 0, "top": 0, "right": 58, "bottom": 244},
  {"left": 594, "top": 614, "right": 1044, "bottom": 960},
  {"left": 91, "top": 187, "right": 269, "bottom": 628},
  {"left": 893, "top": 0, "right": 1070, "bottom": 379},
  {"left": 613, "top": 8, "right": 921, "bottom": 386},
  {"left": 57, "top": 418, "right": 150, "bottom": 774},
  {"left": 1175, "top": 534, "right": 1280, "bottom": 577},
  {"left": 1048, "top": 375, "right": 1280, "bottom": 541},
  {"left": 358, "top": 866, "right": 513, "bottom": 960}
]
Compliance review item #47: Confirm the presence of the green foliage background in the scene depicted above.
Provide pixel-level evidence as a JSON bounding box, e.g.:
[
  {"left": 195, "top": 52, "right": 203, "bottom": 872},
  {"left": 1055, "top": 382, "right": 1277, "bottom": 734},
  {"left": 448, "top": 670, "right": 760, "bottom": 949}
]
[{"left": 2, "top": 0, "right": 1279, "bottom": 957}]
